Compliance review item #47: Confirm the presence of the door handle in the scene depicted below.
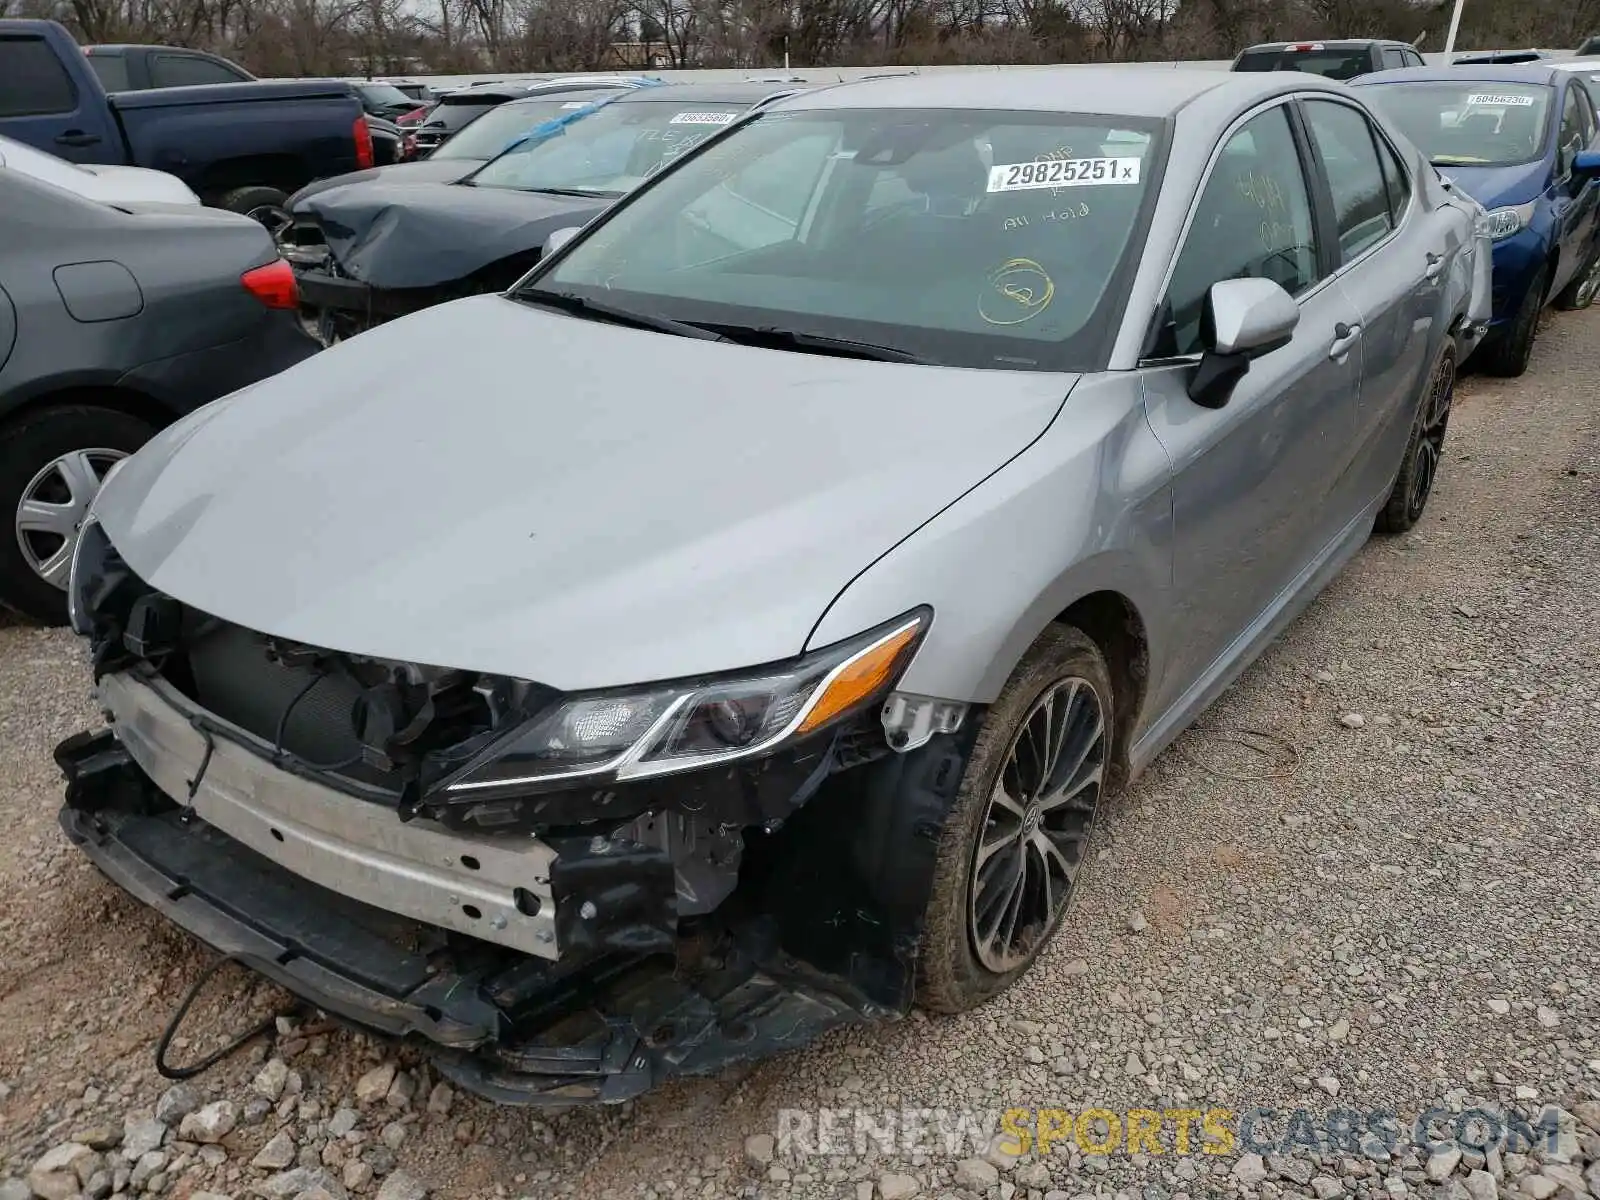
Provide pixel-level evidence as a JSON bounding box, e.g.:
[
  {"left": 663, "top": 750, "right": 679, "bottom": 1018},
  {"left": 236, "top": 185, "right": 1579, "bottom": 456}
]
[
  {"left": 1329, "top": 321, "right": 1362, "bottom": 359},
  {"left": 54, "top": 130, "right": 102, "bottom": 148},
  {"left": 1424, "top": 251, "right": 1446, "bottom": 280}
]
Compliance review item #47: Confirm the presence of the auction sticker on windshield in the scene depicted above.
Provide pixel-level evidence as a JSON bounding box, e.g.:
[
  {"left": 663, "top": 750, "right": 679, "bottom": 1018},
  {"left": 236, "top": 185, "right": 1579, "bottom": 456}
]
[
  {"left": 671, "top": 111, "right": 739, "bottom": 125},
  {"left": 1466, "top": 93, "right": 1536, "bottom": 106},
  {"left": 988, "top": 157, "right": 1141, "bottom": 192}
]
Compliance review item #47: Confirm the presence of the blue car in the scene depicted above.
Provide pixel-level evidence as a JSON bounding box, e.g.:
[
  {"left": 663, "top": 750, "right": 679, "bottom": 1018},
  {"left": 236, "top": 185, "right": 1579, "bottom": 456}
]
[{"left": 1353, "top": 65, "right": 1600, "bottom": 376}]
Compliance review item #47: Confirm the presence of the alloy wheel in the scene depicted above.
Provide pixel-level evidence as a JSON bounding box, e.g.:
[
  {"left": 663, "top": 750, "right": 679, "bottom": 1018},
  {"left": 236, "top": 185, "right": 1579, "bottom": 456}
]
[
  {"left": 15, "top": 448, "right": 128, "bottom": 589},
  {"left": 968, "top": 676, "right": 1105, "bottom": 974},
  {"left": 1408, "top": 349, "right": 1455, "bottom": 523},
  {"left": 246, "top": 204, "right": 294, "bottom": 241}
]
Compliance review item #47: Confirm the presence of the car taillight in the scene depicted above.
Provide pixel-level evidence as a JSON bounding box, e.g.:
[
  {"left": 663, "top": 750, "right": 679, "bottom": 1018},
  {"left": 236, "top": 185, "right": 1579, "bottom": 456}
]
[
  {"left": 401, "top": 133, "right": 417, "bottom": 158},
  {"left": 241, "top": 259, "right": 299, "bottom": 310},
  {"left": 397, "top": 105, "right": 429, "bottom": 126},
  {"left": 354, "top": 116, "right": 374, "bottom": 169}
]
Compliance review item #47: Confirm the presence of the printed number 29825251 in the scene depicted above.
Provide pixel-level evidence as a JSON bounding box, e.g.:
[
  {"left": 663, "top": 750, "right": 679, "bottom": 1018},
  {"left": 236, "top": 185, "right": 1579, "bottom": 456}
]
[{"left": 987, "top": 156, "right": 1141, "bottom": 192}]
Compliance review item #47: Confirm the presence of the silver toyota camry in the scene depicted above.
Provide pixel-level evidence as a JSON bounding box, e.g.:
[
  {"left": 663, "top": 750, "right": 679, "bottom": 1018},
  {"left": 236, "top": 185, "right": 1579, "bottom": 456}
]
[{"left": 60, "top": 68, "right": 1491, "bottom": 1105}]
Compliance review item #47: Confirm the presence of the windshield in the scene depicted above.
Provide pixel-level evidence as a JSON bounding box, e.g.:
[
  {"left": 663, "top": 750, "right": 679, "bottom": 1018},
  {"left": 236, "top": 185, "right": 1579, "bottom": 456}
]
[
  {"left": 519, "top": 108, "right": 1163, "bottom": 372},
  {"left": 469, "top": 98, "right": 754, "bottom": 196},
  {"left": 1235, "top": 48, "right": 1370, "bottom": 79},
  {"left": 1364, "top": 82, "right": 1552, "bottom": 166},
  {"left": 435, "top": 96, "right": 611, "bottom": 160}
]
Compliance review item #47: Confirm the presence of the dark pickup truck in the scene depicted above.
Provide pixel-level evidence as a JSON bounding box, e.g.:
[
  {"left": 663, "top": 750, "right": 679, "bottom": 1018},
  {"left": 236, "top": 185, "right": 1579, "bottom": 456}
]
[{"left": 0, "top": 19, "right": 370, "bottom": 222}]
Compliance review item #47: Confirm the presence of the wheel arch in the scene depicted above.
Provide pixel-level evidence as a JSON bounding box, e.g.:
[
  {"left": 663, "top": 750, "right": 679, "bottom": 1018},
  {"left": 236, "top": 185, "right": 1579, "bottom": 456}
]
[
  {"left": 1052, "top": 590, "right": 1150, "bottom": 791},
  {"left": 0, "top": 378, "right": 176, "bottom": 433},
  {"left": 197, "top": 155, "right": 313, "bottom": 204}
]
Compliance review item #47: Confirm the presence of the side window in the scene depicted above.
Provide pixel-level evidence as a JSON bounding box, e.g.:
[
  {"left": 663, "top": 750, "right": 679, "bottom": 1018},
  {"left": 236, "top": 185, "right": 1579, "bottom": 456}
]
[
  {"left": 1373, "top": 131, "right": 1411, "bottom": 226},
  {"left": 1405, "top": 50, "right": 1426, "bottom": 67},
  {"left": 150, "top": 53, "right": 249, "bottom": 88},
  {"left": 1573, "top": 84, "right": 1597, "bottom": 146},
  {"left": 1303, "top": 99, "right": 1395, "bottom": 263},
  {"left": 87, "top": 54, "right": 132, "bottom": 93},
  {"left": 1156, "top": 105, "right": 1321, "bottom": 358},
  {"left": 1381, "top": 49, "right": 1408, "bottom": 70},
  {"left": 1558, "top": 87, "right": 1586, "bottom": 173},
  {"left": 0, "top": 35, "right": 78, "bottom": 117}
]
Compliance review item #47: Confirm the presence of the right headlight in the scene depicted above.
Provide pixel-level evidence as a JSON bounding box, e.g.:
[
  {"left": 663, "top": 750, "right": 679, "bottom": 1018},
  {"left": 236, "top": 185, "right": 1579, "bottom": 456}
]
[
  {"left": 1479, "top": 201, "right": 1536, "bottom": 241},
  {"left": 439, "top": 610, "right": 929, "bottom": 798}
]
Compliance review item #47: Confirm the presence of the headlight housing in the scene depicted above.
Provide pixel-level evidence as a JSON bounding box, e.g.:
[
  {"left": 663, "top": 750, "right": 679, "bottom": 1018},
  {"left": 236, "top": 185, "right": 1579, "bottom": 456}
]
[
  {"left": 1480, "top": 201, "right": 1536, "bottom": 241},
  {"left": 441, "top": 610, "right": 929, "bottom": 798}
]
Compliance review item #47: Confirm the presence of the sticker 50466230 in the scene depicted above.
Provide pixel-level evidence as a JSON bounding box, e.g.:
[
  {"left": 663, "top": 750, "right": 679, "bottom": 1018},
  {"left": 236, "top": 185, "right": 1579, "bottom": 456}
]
[
  {"left": 1466, "top": 93, "right": 1536, "bottom": 107},
  {"left": 987, "top": 156, "right": 1141, "bottom": 192}
]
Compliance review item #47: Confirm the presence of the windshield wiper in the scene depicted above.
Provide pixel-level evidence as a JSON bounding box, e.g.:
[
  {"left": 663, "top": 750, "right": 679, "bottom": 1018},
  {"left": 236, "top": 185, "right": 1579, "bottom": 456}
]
[
  {"left": 707, "top": 325, "right": 933, "bottom": 365},
  {"left": 515, "top": 290, "right": 727, "bottom": 341}
]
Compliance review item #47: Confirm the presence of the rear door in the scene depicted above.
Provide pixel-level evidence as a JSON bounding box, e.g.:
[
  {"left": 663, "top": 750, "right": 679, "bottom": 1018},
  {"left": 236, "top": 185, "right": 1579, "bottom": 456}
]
[
  {"left": 0, "top": 31, "right": 119, "bottom": 164},
  {"left": 1138, "top": 100, "right": 1362, "bottom": 712},
  {"left": 1298, "top": 95, "right": 1438, "bottom": 510}
]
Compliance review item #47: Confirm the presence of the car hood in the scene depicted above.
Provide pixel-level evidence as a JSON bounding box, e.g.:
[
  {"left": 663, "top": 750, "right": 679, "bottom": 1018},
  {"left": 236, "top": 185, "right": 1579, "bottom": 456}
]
[
  {"left": 291, "top": 179, "right": 609, "bottom": 289},
  {"left": 94, "top": 294, "right": 1079, "bottom": 692},
  {"left": 288, "top": 158, "right": 482, "bottom": 208},
  {"left": 1434, "top": 159, "right": 1550, "bottom": 207}
]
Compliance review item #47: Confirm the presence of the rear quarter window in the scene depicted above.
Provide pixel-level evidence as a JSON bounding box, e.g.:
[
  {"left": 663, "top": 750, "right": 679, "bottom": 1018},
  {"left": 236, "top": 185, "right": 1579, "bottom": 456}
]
[{"left": 0, "top": 35, "right": 78, "bottom": 117}]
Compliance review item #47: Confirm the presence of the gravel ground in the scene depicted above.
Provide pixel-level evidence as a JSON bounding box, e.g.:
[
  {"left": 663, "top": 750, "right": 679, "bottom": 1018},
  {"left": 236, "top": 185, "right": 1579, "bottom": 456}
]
[{"left": 1, "top": 311, "right": 1597, "bottom": 1200}]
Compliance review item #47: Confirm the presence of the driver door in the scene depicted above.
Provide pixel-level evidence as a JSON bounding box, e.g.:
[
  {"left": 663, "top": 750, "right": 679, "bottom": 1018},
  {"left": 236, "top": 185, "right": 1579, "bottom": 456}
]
[{"left": 1139, "top": 101, "right": 1362, "bottom": 720}]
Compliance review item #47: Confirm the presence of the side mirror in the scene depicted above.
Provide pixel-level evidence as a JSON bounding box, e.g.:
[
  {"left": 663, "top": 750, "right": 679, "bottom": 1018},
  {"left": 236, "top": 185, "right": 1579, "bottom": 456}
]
[
  {"left": 1188, "top": 277, "right": 1300, "bottom": 409},
  {"left": 1574, "top": 149, "right": 1600, "bottom": 177},
  {"left": 543, "top": 226, "right": 582, "bottom": 256}
]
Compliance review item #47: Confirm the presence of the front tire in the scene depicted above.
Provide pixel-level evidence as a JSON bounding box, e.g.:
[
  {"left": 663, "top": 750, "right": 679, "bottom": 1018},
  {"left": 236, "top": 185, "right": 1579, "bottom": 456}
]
[
  {"left": 0, "top": 406, "right": 154, "bottom": 624},
  {"left": 1482, "top": 265, "right": 1546, "bottom": 378},
  {"left": 916, "top": 624, "right": 1111, "bottom": 1014},
  {"left": 1376, "top": 342, "right": 1455, "bottom": 535}
]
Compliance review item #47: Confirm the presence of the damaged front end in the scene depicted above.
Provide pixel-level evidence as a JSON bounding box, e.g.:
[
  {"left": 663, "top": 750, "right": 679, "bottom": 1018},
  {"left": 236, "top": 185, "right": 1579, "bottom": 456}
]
[
  {"left": 280, "top": 181, "right": 609, "bottom": 344},
  {"left": 59, "top": 523, "right": 975, "bottom": 1105}
]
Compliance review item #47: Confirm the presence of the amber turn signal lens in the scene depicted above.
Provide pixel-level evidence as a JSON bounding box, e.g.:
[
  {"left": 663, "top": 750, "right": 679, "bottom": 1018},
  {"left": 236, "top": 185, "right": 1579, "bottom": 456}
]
[{"left": 796, "top": 620, "right": 921, "bottom": 735}]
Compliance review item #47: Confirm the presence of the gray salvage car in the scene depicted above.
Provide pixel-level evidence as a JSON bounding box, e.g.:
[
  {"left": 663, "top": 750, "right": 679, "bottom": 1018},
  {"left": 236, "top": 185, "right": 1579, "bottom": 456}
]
[{"left": 60, "top": 68, "right": 1490, "bottom": 1104}]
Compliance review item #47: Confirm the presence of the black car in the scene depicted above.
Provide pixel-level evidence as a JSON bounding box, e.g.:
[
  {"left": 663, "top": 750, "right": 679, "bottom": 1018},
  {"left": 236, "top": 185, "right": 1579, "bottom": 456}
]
[
  {"left": 291, "top": 83, "right": 799, "bottom": 344},
  {"left": 284, "top": 86, "right": 634, "bottom": 216},
  {"left": 353, "top": 80, "right": 425, "bottom": 121},
  {"left": 1232, "top": 39, "right": 1426, "bottom": 79},
  {"left": 0, "top": 169, "right": 318, "bottom": 622},
  {"left": 408, "top": 76, "right": 655, "bottom": 157}
]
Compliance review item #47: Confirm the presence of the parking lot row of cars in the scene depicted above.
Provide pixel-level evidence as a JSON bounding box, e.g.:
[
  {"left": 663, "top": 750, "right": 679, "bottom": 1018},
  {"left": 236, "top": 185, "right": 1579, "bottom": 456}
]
[{"left": 6, "top": 31, "right": 1599, "bottom": 1106}]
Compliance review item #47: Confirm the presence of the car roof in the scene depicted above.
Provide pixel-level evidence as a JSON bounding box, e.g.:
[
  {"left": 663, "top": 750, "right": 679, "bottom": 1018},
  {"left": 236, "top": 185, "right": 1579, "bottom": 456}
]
[
  {"left": 1241, "top": 39, "right": 1411, "bottom": 50},
  {"left": 1349, "top": 63, "right": 1567, "bottom": 86},
  {"left": 773, "top": 67, "right": 1341, "bottom": 118},
  {"left": 608, "top": 81, "right": 804, "bottom": 105}
]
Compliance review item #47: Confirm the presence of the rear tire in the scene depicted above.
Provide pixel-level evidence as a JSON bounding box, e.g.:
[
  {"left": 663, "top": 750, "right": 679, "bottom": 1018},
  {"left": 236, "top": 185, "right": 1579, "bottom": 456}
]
[
  {"left": 0, "top": 406, "right": 154, "bottom": 624},
  {"left": 1376, "top": 343, "right": 1455, "bottom": 535},
  {"left": 1481, "top": 265, "right": 1545, "bottom": 378},
  {"left": 916, "top": 624, "right": 1111, "bottom": 1014},
  {"left": 218, "top": 185, "right": 293, "bottom": 242}
]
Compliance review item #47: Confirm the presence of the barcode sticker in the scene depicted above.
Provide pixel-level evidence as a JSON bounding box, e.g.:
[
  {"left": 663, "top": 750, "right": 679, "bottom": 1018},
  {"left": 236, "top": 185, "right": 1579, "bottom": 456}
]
[{"left": 987, "top": 157, "right": 1141, "bottom": 192}]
